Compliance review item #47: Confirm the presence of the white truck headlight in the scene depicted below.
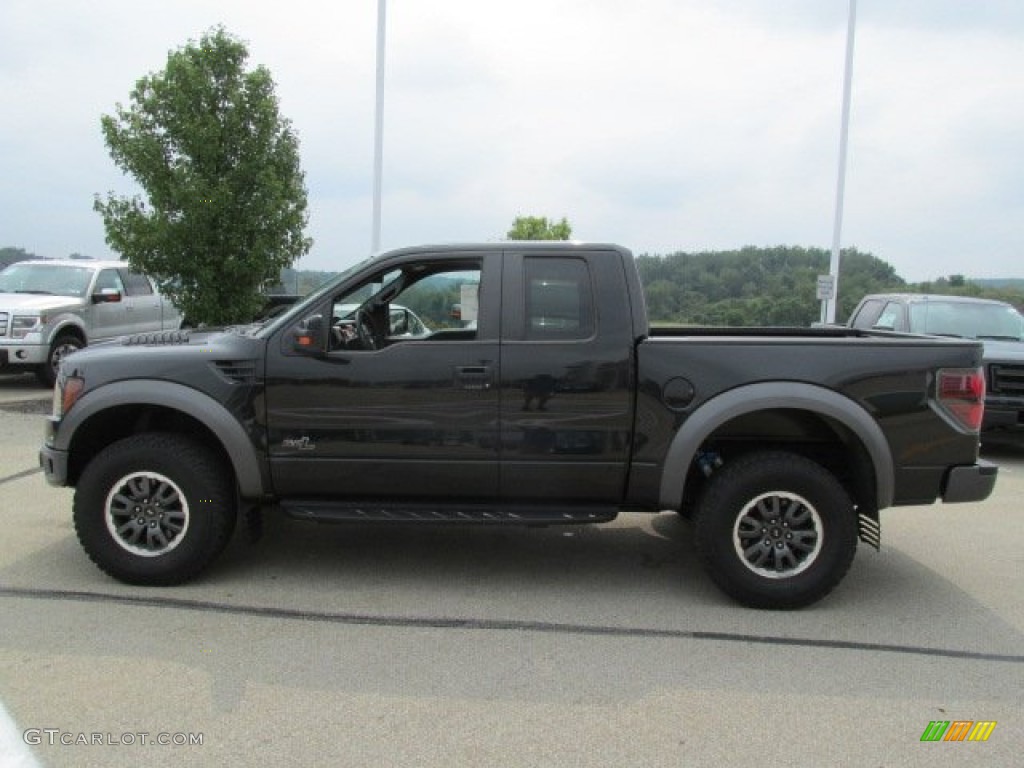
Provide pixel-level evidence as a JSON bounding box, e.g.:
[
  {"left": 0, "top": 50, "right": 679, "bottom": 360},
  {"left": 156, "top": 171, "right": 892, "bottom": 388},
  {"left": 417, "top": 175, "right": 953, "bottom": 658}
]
[{"left": 11, "top": 314, "right": 44, "bottom": 339}]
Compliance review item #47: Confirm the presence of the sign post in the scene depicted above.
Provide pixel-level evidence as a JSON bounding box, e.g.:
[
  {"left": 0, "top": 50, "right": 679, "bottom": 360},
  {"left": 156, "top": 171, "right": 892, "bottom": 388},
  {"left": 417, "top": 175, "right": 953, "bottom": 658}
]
[{"left": 817, "top": 274, "right": 836, "bottom": 325}]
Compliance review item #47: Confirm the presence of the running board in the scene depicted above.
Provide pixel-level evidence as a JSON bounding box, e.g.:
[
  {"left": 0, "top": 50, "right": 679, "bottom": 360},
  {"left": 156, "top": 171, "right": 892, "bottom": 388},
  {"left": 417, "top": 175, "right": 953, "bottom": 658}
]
[{"left": 281, "top": 500, "right": 618, "bottom": 525}]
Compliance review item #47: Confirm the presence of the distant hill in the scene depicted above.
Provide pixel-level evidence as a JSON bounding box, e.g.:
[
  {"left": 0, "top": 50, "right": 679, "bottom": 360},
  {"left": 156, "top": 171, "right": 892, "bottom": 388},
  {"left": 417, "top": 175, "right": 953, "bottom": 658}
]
[
  {"left": 0, "top": 246, "right": 40, "bottom": 268},
  {"left": 973, "top": 278, "right": 1024, "bottom": 290}
]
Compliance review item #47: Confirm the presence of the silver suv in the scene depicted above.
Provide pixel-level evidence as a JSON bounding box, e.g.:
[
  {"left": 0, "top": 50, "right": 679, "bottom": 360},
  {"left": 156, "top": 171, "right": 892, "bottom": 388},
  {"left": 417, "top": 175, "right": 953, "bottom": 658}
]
[{"left": 0, "top": 259, "right": 182, "bottom": 385}]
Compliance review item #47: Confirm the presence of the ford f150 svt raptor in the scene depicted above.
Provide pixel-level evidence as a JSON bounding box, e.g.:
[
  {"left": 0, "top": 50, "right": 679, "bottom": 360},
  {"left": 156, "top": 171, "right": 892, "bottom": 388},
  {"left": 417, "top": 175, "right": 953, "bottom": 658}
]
[{"left": 39, "top": 243, "right": 997, "bottom": 608}]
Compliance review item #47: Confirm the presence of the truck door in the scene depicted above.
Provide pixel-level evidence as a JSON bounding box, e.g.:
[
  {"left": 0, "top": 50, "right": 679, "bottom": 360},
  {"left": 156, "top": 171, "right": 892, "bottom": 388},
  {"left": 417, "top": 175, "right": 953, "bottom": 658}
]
[
  {"left": 119, "top": 270, "right": 164, "bottom": 331},
  {"left": 264, "top": 252, "right": 502, "bottom": 500},
  {"left": 89, "top": 268, "right": 132, "bottom": 340},
  {"left": 498, "top": 250, "right": 635, "bottom": 503}
]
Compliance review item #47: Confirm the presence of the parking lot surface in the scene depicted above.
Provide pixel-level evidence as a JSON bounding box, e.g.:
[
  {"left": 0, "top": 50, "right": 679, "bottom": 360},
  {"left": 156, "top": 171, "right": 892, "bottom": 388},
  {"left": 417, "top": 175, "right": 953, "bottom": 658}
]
[{"left": 1, "top": 373, "right": 1021, "bottom": 767}]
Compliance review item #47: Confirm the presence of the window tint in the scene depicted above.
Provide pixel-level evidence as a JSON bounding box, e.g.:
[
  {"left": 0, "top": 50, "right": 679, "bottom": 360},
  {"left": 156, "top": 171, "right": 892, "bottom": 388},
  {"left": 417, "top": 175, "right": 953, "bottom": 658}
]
[
  {"left": 524, "top": 258, "right": 594, "bottom": 340},
  {"left": 121, "top": 271, "right": 154, "bottom": 296}
]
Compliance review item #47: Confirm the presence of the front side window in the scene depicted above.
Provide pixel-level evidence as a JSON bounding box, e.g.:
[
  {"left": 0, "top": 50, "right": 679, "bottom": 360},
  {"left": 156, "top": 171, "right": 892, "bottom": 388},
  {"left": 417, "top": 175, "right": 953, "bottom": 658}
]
[
  {"left": 121, "top": 271, "right": 154, "bottom": 296},
  {"left": 93, "top": 269, "right": 126, "bottom": 295},
  {"left": 873, "top": 302, "right": 903, "bottom": 331},
  {"left": 850, "top": 299, "right": 884, "bottom": 329},
  {"left": 320, "top": 262, "right": 482, "bottom": 351}
]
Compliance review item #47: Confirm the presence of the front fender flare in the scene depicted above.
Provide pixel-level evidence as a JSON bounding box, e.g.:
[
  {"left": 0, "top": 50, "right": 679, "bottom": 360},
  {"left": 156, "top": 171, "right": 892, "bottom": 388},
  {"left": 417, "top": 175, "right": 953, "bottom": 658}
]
[
  {"left": 56, "top": 380, "right": 266, "bottom": 498},
  {"left": 658, "top": 382, "right": 894, "bottom": 511}
]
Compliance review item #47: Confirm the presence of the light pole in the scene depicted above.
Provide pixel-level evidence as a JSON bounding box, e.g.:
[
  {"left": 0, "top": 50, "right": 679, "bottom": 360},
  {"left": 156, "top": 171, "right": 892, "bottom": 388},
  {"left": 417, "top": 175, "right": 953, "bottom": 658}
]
[
  {"left": 825, "top": 0, "right": 857, "bottom": 324},
  {"left": 371, "top": 0, "right": 387, "bottom": 254}
]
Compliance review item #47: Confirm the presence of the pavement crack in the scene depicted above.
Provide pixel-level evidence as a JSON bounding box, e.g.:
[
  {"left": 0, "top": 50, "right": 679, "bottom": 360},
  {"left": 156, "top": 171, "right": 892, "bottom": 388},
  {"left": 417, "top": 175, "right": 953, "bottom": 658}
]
[{"left": 1, "top": 585, "right": 1022, "bottom": 664}]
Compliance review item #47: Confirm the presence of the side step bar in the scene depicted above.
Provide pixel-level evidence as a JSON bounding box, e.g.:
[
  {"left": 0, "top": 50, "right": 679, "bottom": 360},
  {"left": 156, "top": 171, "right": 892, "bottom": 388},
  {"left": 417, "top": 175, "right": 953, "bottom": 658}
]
[{"left": 281, "top": 500, "right": 619, "bottom": 525}]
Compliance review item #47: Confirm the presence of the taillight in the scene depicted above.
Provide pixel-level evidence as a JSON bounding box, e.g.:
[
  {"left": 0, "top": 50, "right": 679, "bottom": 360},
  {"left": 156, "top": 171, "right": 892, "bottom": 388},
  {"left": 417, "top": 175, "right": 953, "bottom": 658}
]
[{"left": 936, "top": 367, "right": 985, "bottom": 432}]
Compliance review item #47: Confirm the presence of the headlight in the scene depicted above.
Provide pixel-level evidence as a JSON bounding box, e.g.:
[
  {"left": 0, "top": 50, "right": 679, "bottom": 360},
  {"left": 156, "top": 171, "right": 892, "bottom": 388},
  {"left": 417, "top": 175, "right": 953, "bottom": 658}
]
[
  {"left": 11, "top": 314, "right": 44, "bottom": 339},
  {"left": 52, "top": 375, "right": 85, "bottom": 418}
]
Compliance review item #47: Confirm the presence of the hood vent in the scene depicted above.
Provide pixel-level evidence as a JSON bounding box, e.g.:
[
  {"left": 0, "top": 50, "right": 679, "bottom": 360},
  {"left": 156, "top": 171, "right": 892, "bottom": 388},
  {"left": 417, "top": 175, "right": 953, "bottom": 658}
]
[
  {"left": 212, "top": 360, "right": 257, "bottom": 385},
  {"left": 122, "top": 330, "right": 190, "bottom": 346}
]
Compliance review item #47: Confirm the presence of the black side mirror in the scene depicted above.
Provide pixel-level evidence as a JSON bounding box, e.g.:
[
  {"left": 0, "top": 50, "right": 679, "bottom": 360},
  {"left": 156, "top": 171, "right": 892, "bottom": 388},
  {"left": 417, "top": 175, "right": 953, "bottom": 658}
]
[{"left": 291, "top": 314, "right": 325, "bottom": 354}]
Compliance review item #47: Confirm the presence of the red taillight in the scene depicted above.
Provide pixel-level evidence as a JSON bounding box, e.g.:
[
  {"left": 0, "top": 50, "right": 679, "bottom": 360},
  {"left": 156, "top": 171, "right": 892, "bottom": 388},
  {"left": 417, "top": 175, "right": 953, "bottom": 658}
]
[{"left": 936, "top": 367, "right": 986, "bottom": 432}]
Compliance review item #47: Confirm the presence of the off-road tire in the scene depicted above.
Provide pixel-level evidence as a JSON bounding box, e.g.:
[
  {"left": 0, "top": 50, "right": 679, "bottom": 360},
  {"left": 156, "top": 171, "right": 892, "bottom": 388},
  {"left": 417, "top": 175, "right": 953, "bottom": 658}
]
[
  {"left": 73, "top": 433, "right": 236, "bottom": 585},
  {"left": 694, "top": 450, "right": 858, "bottom": 609}
]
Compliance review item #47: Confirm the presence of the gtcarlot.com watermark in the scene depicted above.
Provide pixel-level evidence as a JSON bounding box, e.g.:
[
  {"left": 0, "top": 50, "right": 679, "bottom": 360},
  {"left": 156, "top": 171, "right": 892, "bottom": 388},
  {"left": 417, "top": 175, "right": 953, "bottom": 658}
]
[{"left": 23, "top": 729, "right": 203, "bottom": 747}]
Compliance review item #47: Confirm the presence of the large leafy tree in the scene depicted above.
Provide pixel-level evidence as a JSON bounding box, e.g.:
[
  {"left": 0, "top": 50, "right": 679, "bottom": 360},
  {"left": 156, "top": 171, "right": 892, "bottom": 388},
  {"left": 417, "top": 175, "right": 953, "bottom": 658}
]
[
  {"left": 506, "top": 215, "right": 572, "bottom": 241},
  {"left": 94, "top": 27, "right": 311, "bottom": 325}
]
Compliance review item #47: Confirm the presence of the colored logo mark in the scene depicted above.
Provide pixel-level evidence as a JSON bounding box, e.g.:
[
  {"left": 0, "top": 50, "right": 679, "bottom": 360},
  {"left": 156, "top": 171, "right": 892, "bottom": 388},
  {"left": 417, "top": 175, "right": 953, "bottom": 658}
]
[{"left": 920, "top": 720, "right": 997, "bottom": 742}]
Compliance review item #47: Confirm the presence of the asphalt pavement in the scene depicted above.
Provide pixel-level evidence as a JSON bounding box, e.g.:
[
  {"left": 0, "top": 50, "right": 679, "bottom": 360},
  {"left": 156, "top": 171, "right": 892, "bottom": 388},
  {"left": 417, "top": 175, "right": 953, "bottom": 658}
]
[{"left": 1, "top": 372, "right": 1021, "bottom": 767}]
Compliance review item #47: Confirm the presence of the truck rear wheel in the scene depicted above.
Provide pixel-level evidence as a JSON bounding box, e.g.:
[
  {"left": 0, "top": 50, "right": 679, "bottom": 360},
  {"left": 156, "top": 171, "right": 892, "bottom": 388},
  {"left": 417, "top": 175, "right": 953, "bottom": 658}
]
[
  {"left": 693, "top": 450, "right": 857, "bottom": 609},
  {"left": 73, "top": 433, "right": 236, "bottom": 585}
]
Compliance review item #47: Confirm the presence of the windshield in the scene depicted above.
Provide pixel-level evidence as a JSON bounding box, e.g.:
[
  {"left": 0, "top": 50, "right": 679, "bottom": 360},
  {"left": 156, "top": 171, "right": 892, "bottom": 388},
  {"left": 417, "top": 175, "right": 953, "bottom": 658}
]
[
  {"left": 908, "top": 300, "right": 1024, "bottom": 341},
  {"left": 0, "top": 263, "right": 95, "bottom": 298}
]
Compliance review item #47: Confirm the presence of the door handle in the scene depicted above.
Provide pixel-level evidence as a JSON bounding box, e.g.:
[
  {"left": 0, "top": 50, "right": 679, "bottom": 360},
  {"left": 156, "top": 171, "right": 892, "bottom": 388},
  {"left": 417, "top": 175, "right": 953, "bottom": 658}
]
[{"left": 455, "top": 365, "right": 492, "bottom": 390}]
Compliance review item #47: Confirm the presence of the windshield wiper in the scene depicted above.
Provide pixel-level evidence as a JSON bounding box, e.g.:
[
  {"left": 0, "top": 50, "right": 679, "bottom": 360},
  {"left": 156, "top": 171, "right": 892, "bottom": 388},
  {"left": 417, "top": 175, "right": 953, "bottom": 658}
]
[
  {"left": 976, "top": 335, "right": 1022, "bottom": 342},
  {"left": 12, "top": 289, "right": 55, "bottom": 295}
]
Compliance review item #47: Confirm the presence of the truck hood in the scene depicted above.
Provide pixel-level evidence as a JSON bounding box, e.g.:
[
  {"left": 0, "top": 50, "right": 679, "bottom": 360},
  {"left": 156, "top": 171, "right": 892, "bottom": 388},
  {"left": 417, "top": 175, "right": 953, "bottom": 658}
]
[
  {"left": 980, "top": 338, "right": 1024, "bottom": 362},
  {"left": 0, "top": 292, "right": 80, "bottom": 312}
]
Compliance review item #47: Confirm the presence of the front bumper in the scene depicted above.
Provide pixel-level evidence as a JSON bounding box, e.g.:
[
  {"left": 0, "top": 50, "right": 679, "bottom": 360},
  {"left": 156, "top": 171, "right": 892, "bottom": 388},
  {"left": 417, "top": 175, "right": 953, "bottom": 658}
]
[
  {"left": 982, "top": 404, "right": 1024, "bottom": 434},
  {"left": 39, "top": 442, "right": 69, "bottom": 487},
  {"left": 0, "top": 342, "right": 48, "bottom": 368},
  {"left": 942, "top": 459, "right": 998, "bottom": 503}
]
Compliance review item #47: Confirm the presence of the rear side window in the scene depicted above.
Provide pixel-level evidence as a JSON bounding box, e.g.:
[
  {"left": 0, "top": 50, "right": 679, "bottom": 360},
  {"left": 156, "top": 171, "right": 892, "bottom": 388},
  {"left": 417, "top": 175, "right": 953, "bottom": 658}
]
[{"left": 523, "top": 258, "right": 595, "bottom": 340}]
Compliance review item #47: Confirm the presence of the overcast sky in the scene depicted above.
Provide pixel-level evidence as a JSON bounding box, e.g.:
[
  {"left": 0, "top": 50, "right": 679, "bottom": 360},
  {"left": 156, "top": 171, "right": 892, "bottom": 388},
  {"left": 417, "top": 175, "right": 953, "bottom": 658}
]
[{"left": 1, "top": 0, "right": 1021, "bottom": 282}]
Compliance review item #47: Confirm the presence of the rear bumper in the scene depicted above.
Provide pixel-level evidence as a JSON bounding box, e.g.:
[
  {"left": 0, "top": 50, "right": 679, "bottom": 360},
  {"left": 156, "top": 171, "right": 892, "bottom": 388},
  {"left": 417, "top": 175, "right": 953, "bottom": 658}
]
[{"left": 942, "top": 460, "right": 998, "bottom": 503}]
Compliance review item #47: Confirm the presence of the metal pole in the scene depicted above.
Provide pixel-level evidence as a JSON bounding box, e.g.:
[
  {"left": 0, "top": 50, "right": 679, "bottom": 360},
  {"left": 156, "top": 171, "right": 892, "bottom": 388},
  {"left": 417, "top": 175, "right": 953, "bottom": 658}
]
[
  {"left": 826, "top": 0, "right": 857, "bottom": 324},
  {"left": 371, "top": 0, "right": 387, "bottom": 254}
]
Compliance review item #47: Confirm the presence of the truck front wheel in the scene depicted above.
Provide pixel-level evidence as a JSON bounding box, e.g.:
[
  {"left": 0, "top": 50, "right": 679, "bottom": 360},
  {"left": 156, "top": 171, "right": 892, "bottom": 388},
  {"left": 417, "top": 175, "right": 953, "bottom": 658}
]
[
  {"left": 37, "top": 334, "right": 84, "bottom": 387},
  {"left": 693, "top": 451, "right": 857, "bottom": 609},
  {"left": 73, "top": 433, "right": 237, "bottom": 585}
]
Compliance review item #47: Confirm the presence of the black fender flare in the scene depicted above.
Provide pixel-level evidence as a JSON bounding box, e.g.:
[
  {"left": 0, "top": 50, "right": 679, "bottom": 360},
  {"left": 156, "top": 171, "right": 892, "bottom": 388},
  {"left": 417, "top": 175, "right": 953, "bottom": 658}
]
[
  {"left": 658, "top": 382, "right": 894, "bottom": 511},
  {"left": 55, "top": 380, "right": 266, "bottom": 499}
]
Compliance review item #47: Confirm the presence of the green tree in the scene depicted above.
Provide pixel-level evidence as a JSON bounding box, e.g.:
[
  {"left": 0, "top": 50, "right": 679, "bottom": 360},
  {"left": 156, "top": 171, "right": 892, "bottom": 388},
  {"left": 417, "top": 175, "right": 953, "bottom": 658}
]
[
  {"left": 506, "top": 215, "right": 573, "bottom": 241},
  {"left": 0, "top": 246, "right": 38, "bottom": 268},
  {"left": 94, "top": 26, "right": 311, "bottom": 325}
]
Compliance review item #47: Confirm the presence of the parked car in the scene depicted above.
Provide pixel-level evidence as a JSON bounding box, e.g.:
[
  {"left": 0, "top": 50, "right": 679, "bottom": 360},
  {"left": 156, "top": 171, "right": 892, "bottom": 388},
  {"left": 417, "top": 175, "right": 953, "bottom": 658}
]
[
  {"left": 0, "top": 259, "right": 182, "bottom": 385},
  {"left": 848, "top": 293, "right": 1024, "bottom": 437}
]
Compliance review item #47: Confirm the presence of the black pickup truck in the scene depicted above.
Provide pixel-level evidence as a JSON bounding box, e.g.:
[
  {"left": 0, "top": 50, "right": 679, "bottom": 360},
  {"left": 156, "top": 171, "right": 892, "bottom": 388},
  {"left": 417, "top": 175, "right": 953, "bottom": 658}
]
[{"left": 40, "top": 243, "right": 997, "bottom": 608}]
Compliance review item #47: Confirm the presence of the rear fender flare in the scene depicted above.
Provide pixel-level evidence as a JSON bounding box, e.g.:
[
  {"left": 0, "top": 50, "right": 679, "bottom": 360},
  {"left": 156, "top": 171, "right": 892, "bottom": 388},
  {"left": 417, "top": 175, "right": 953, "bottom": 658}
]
[{"left": 658, "top": 382, "right": 894, "bottom": 511}]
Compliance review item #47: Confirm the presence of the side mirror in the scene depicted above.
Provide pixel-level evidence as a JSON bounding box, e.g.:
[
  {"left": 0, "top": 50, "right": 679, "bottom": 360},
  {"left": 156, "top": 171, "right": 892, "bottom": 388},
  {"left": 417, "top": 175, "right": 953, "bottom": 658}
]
[
  {"left": 389, "top": 309, "right": 409, "bottom": 335},
  {"left": 291, "top": 314, "right": 325, "bottom": 354},
  {"left": 92, "top": 288, "right": 122, "bottom": 304}
]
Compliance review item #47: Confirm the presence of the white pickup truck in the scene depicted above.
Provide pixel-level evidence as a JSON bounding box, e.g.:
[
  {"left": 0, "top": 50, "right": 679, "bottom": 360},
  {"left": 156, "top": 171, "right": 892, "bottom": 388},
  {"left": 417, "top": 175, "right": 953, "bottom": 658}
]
[{"left": 0, "top": 259, "right": 182, "bottom": 385}]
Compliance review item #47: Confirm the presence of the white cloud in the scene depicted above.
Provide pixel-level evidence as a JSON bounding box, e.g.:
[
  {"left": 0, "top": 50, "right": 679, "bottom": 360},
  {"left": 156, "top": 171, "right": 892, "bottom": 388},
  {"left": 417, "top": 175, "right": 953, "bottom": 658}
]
[{"left": 0, "top": 0, "right": 1021, "bottom": 284}]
